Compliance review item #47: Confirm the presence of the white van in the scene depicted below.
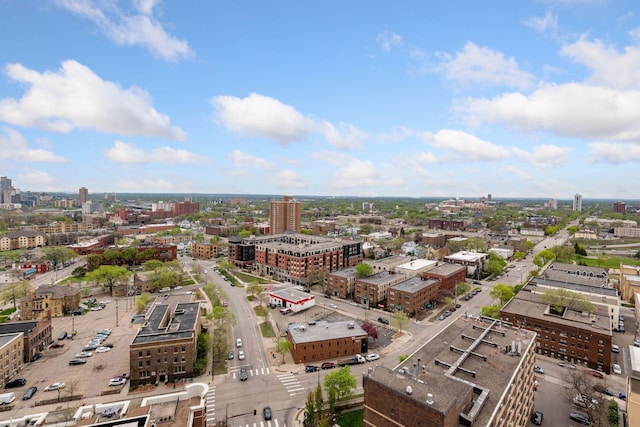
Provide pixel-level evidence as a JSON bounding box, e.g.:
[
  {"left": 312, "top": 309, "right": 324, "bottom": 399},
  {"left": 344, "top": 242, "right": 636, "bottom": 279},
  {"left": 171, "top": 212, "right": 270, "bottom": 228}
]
[
  {"left": 159, "top": 287, "right": 171, "bottom": 293},
  {"left": 236, "top": 338, "right": 242, "bottom": 348},
  {"left": 0, "top": 392, "right": 16, "bottom": 404}
]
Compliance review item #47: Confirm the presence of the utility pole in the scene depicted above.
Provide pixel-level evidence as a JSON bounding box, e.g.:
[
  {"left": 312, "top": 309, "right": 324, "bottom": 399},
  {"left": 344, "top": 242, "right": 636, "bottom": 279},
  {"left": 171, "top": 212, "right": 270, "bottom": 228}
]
[{"left": 115, "top": 300, "right": 119, "bottom": 327}]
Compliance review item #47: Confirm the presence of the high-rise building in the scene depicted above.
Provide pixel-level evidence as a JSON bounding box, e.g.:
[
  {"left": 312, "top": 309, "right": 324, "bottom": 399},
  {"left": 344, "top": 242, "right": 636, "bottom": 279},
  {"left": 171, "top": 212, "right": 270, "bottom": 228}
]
[
  {"left": 573, "top": 193, "right": 582, "bottom": 211},
  {"left": 269, "top": 195, "right": 301, "bottom": 234},
  {"left": 0, "top": 176, "right": 14, "bottom": 204},
  {"left": 614, "top": 201, "right": 626, "bottom": 214},
  {"left": 548, "top": 198, "right": 557, "bottom": 209},
  {"left": 174, "top": 200, "right": 200, "bottom": 216},
  {"left": 79, "top": 187, "right": 89, "bottom": 204}
]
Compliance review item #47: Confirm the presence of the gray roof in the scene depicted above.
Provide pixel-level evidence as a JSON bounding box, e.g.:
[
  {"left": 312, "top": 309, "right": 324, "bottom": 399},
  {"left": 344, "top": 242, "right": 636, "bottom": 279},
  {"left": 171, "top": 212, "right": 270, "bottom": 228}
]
[
  {"left": 0, "top": 333, "right": 22, "bottom": 347},
  {"left": 391, "top": 276, "right": 438, "bottom": 293},
  {"left": 288, "top": 320, "right": 366, "bottom": 344},
  {"left": 357, "top": 271, "right": 405, "bottom": 286},
  {"left": 424, "top": 263, "right": 467, "bottom": 276},
  {"left": 132, "top": 302, "right": 199, "bottom": 345},
  {"left": 0, "top": 321, "right": 41, "bottom": 336}
]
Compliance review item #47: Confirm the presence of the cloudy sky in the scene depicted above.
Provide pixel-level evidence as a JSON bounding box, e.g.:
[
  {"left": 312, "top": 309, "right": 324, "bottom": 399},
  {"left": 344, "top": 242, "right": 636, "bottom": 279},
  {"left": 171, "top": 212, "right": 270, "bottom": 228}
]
[{"left": 2, "top": 0, "right": 640, "bottom": 199}]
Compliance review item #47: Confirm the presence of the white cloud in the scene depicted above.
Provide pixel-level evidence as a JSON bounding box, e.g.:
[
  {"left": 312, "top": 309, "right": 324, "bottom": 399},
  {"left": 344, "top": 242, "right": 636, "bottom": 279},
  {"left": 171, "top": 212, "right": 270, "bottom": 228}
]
[
  {"left": 112, "top": 176, "right": 194, "bottom": 192},
  {"left": 229, "top": 150, "right": 274, "bottom": 170},
  {"left": 435, "top": 42, "right": 535, "bottom": 89},
  {"left": 104, "top": 141, "right": 202, "bottom": 164},
  {"left": 17, "top": 168, "right": 61, "bottom": 192},
  {"left": 505, "top": 165, "right": 532, "bottom": 180},
  {"left": 212, "top": 93, "right": 365, "bottom": 149},
  {"left": 376, "top": 31, "right": 403, "bottom": 52},
  {"left": 228, "top": 149, "right": 307, "bottom": 189},
  {"left": 331, "top": 159, "right": 404, "bottom": 190},
  {"left": 54, "top": 0, "right": 193, "bottom": 62},
  {"left": 511, "top": 144, "right": 573, "bottom": 168},
  {"left": 458, "top": 83, "right": 640, "bottom": 141},
  {"left": 0, "top": 127, "right": 66, "bottom": 162},
  {"left": 273, "top": 169, "right": 306, "bottom": 188},
  {"left": 421, "top": 129, "right": 511, "bottom": 161},
  {"left": 0, "top": 60, "right": 186, "bottom": 140},
  {"left": 629, "top": 27, "right": 640, "bottom": 42},
  {"left": 561, "top": 37, "right": 640, "bottom": 90},
  {"left": 525, "top": 12, "right": 558, "bottom": 35},
  {"left": 589, "top": 142, "right": 640, "bottom": 163}
]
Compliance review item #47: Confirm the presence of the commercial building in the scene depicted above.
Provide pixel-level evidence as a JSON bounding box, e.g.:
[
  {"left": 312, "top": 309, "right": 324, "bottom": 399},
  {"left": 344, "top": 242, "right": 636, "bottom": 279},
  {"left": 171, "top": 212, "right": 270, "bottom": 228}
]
[
  {"left": 20, "top": 284, "right": 82, "bottom": 319},
  {"left": 387, "top": 276, "right": 439, "bottom": 316},
  {"left": 268, "top": 288, "right": 315, "bottom": 312},
  {"left": 428, "top": 219, "right": 465, "bottom": 231},
  {"left": 354, "top": 271, "right": 407, "bottom": 308},
  {"left": 129, "top": 302, "right": 201, "bottom": 387},
  {"left": 0, "top": 333, "right": 24, "bottom": 387},
  {"left": 613, "top": 201, "right": 626, "bottom": 214},
  {"left": 500, "top": 285, "right": 613, "bottom": 373},
  {"left": 287, "top": 320, "right": 368, "bottom": 364},
  {"left": 0, "top": 319, "right": 52, "bottom": 363},
  {"left": 363, "top": 315, "right": 537, "bottom": 427},
  {"left": 269, "top": 195, "right": 301, "bottom": 234},
  {"left": 443, "top": 251, "right": 488, "bottom": 277},
  {"left": 395, "top": 259, "right": 437, "bottom": 278}
]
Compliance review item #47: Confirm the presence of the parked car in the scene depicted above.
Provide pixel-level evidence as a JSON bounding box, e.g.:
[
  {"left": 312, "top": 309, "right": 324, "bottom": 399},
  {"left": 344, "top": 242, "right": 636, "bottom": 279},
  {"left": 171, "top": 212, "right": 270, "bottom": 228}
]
[
  {"left": 558, "top": 361, "right": 577, "bottom": 369},
  {"left": 321, "top": 362, "right": 336, "bottom": 370},
  {"left": 83, "top": 344, "right": 98, "bottom": 351},
  {"left": 101, "top": 343, "right": 114, "bottom": 348},
  {"left": 366, "top": 353, "right": 380, "bottom": 362},
  {"left": 69, "top": 358, "right": 86, "bottom": 365},
  {"left": 613, "top": 364, "right": 622, "bottom": 374},
  {"left": 236, "top": 338, "right": 243, "bottom": 348},
  {"left": 531, "top": 411, "right": 543, "bottom": 425},
  {"left": 238, "top": 350, "right": 245, "bottom": 360},
  {"left": 50, "top": 342, "right": 64, "bottom": 349},
  {"left": 44, "top": 382, "right": 66, "bottom": 392},
  {"left": 108, "top": 377, "right": 127, "bottom": 386},
  {"left": 612, "top": 344, "right": 620, "bottom": 353},
  {"left": 587, "top": 370, "right": 604, "bottom": 379},
  {"left": 22, "top": 386, "right": 37, "bottom": 400},
  {"left": 76, "top": 351, "right": 93, "bottom": 358},
  {"left": 96, "top": 346, "right": 111, "bottom": 353},
  {"left": 239, "top": 367, "right": 248, "bottom": 381},
  {"left": 4, "top": 378, "right": 26, "bottom": 389},
  {"left": 30, "top": 353, "right": 42, "bottom": 362},
  {"left": 228, "top": 351, "right": 234, "bottom": 360},
  {"left": 619, "top": 392, "right": 627, "bottom": 401},
  {"left": 534, "top": 366, "right": 544, "bottom": 374},
  {"left": 438, "top": 315, "right": 446, "bottom": 321},
  {"left": 305, "top": 365, "right": 319, "bottom": 373},
  {"left": 329, "top": 303, "right": 337, "bottom": 309},
  {"left": 569, "top": 412, "right": 591, "bottom": 425},
  {"left": 378, "top": 317, "right": 389, "bottom": 325},
  {"left": 58, "top": 331, "right": 68, "bottom": 340},
  {"left": 113, "top": 373, "right": 130, "bottom": 380},
  {"left": 263, "top": 406, "right": 272, "bottom": 421}
]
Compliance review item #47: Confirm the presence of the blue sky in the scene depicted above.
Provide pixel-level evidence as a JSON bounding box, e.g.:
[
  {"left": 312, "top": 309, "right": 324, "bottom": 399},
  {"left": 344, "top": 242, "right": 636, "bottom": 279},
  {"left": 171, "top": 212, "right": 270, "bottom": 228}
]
[{"left": 2, "top": 0, "right": 640, "bottom": 199}]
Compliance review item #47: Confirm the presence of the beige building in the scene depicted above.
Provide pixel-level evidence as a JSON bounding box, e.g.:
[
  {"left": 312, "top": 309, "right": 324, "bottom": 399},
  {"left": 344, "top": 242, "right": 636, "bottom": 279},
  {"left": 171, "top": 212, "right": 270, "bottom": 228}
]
[
  {"left": 192, "top": 242, "right": 218, "bottom": 260},
  {"left": 20, "top": 284, "right": 81, "bottom": 319},
  {"left": 0, "top": 230, "right": 46, "bottom": 250},
  {"left": 619, "top": 264, "right": 640, "bottom": 302},
  {"left": 0, "top": 333, "right": 24, "bottom": 387}
]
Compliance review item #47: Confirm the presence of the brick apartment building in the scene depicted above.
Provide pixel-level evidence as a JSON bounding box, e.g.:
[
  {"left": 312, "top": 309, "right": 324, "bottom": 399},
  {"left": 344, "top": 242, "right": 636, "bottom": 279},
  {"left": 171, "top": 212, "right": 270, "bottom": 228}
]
[
  {"left": 388, "top": 276, "right": 439, "bottom": 316},
  {"left": 0, "top": 333, "right": 24, "bottom": 387},
  {"left": 130, "top": 302, "right": 201, "bottom": 387},
  {"left": 428, "top": 219, "right": 465, "bottom": 231},
  {"left": 354, "top": 271, "right": 407, "bottom": 308},
  {"left": 421, "top": 263, "right": 468, "bottom": 297},
  {"left": 443, "top": 251, "right": 488, "bottom": 277},
  {"left": 326, "top": 267, "right": 357, "bottom": 299},
  {"left": 20, "top": 284, "right": 81, "bottom": 319},
  {"left": 501, "top": 287, "right": 613, "bottom": 373},
  {"left": 287, "top": 320, "right": 368, "bottom": 364},
  {"left": 0, "top": 319, "right": 52, "bottom": 363},
  {"left": 175, "top": 201, "right": 201, "bottom": 216},
  {"left": 192, "top": 242, "right": 218, "bottom": 260},
  {"left": 363, "top": 316, "right": 537, "bottom": 427}
]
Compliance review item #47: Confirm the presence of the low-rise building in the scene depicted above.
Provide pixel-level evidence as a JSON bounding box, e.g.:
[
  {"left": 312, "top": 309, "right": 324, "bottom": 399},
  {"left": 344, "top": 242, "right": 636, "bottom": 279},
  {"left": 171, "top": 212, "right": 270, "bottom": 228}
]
[
  {"left": 354, "top": 271, "right": 407, "bottom": 308},
  {"left": 0, "top": 332, "right": 24, "bottom": 386},
  {"left": 326, "top": 267, "right": 357, "bottom": 299},
  {"left": 619, "top": 264, "right": 640, "bottom": 302},
  {"left": 268, "top": 288, "right": 315, "bottom": 313},
  {"left": 20, "top": 284, "right": 81, "bottom": 319},
  {"left": 395, "top": 258, "right": 437, "bottom": 278},
  {"left": 0, "top": 319, "right": 52, "bottom": 362},
  {"left": 0, "top": 230, "right": 46, "bottom": 250},
  {"left": 287, "top": 320, "right": 368, "bottom": 364},
  {"left": 363, "top": 315, "right": 537, "bottom": 427},
  {"left": 129, "top": 302, "right": 201, "bottom": 387},
  {"left": 192, "top": 242, "right": 218, "bottom": 260},
  {"left": 443, "top": 251, "right": 488, "bottom": 276},
  {"left": 421, "top": 263, "right": 468, "bottom": 297},
  {"left": 626, "top": 345, "right": 640, "bottom": 427},
  {"left": 388, "top": 276, "right": 439, "bottom": 316}
]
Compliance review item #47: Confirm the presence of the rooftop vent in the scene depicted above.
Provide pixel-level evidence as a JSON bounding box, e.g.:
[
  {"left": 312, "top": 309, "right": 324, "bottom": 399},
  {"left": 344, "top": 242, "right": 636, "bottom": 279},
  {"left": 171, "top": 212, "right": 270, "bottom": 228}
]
[
  {"left": 426, "top": 393, "right": 434, "bottom": 405},
  {"left": 347, "top": 322, "right": 355, "bottom": 329},
  {"left": 405, "top": 385, "right": 412, "bottom": 395}
]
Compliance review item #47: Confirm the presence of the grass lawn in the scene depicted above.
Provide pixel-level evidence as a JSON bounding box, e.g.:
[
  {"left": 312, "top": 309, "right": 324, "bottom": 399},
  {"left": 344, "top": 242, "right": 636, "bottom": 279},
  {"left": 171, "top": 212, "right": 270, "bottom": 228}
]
[
  {"left": 260, "top": 321, "right": 275, "bottom": 338},
  {"left": 573, "top": 255, "right": 640, "bottom": 268},
  {"left": 0, "top": 307, "right": 16, "bottom": 316},
  {"left": 235, "top": 271, "right": 272, "bottom": 285},
  {"left": 337, "top": 409, "right": 363, "bottom": 427}
]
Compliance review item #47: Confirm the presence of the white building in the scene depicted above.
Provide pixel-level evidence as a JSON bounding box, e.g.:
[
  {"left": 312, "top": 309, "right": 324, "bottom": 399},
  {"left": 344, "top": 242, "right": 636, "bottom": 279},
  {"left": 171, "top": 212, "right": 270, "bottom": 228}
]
[
  {"left": 269, "top": 288, "right": 316, "bottom": 313},
  {"left": 573, "top": 194, "right": 582, "bottom": 211}
]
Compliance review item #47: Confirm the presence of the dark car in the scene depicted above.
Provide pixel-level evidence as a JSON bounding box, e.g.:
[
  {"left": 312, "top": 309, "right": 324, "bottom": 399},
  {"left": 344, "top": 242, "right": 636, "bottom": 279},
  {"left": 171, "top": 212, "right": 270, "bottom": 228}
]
[
  {"left": 569, "top": 412, "right": 591, "bottom": 425},
  {"left": 58, "top": 331, "right": 68, "bottom": 340},
  {"left": 455, "top": 304, "right": 461, "bottom": 309},
  {"left": 587, "top": 370, "right": 604, "bottom": 379},
  {"left": 69, "top": 358, "right": 86, "bottom": 365},
  {"left": 239, "top": 367, "right": 248, "bottom": 381},
  {"left": 619, "top": 392, "right": 627, "bottom": 401},
  {"left": 305, "top": 365, "right": 319, "bottom": 373},
  {"left": 5, "top": 378, "right": 26, "bottom": 389},
  {"left": 30, "top": 353, "right": 42, "bottom": 362},
  {"left": 378, "top": 317, "right": 389, "bottom": 325},
  {"left": 102, "top": 343, "right": 114, "bottom": 348},
  {"left": 321, "top": 362, "right": 336, "bottom": 370},
  {"left": 531, "top": 411, "right": 543, "bottom": 425},
  {"left": 263, "top": 406, "right": 272, "bottom": 421},
  {"left": 50, "top": 342, "right": 64, "bottom": 348},
  {"left": 22, "top": 386, "right": 37, "bottom": 400},
  {"left": 324, "top": 294, "right": 331, "bottom": 299},
  {"left": 228, "top": 351, "right": 234, "bottom": 360}
]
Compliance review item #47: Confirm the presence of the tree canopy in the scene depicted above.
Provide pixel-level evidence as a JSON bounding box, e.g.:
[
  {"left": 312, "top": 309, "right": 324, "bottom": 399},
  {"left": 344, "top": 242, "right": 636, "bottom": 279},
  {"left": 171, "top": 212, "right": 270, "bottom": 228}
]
[
  {"left": 489, "top": 283, "right": 515, "bottom": 306},
  {"left": 355, "top": 263, "right": 373, "bottom": 278},
  {"left": 85, "top": 265, "right": 131, "bottom": 294},
  {"left": 541, "top": 288, "right": 595, "bottom": 314},
  {"left": 324, "top": 366, "right": 357, "bottom": 413}
]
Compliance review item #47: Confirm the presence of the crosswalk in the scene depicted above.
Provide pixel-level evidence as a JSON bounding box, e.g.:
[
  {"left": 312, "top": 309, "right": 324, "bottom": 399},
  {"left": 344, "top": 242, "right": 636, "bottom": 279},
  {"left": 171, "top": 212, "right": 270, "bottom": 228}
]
[
  {"left": 206, "top": 385, "right": 216, "bottom": 425},
  {"left": 228, "top": 420, "right": 284, "bottom": 427},
  {"left": 230, "top": 366, "right": 271, "bottom": 380},
  {"left": 277, "top": 372, "right": 305, "bottom": 397}
]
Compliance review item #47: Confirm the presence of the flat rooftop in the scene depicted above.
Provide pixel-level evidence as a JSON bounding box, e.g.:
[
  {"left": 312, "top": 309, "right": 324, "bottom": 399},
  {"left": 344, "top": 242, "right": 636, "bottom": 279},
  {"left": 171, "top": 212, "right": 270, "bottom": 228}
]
[
  {"left": 425, "top": 263, "right": 467, "bottom": 276},
  {"left": 368, "top": 315, "right": 536, "bottom": 426},
  {"left": 358, "top": 271, "right": 405, "bottom": 286},
  {"left": 288, "top": 320, "right": 366, "bottom": 344},
  {"left": 370, "top": 256, "right": 411, "bottom": 270},
  {"left": 330, "top": 267, "right": 357, "bottom": 278},
  {"left": 132, "top": 302, "right": 199, "bottom": 345},
  {"left": 391, "top": 276, "right": 438, "bottom": 293},
  {"left": 271, "top": 288, "right": 315, "bottom": 303},
  {"left": 397, "top": 259, "right": 437, "bottom": 271},
  {"left": 0, "top": 333, "right": 21, "bottom": 347},
  {"left": 445, "top": 251, "right": 487, "bottom": 262}
]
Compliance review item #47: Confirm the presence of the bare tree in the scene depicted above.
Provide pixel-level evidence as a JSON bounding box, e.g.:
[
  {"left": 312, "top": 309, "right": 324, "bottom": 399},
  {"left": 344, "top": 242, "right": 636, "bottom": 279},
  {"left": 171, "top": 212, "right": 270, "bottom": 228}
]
[{"left": 563, "top": 370, "right": 609, "bottom": 427}]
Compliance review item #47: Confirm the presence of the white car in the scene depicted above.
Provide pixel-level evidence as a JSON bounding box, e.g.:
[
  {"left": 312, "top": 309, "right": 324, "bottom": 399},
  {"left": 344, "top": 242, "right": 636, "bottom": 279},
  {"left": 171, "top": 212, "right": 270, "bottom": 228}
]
[
  {"left": 76, "top": 351, "right": 93, "bottom": 358},
  {"left": 329, "top": 303, "right": 338, "bottom": 309},
  {"left": 613, "top": 364, "right": 622, "bottom": 374},
  {"left": 90, "top": 307, "right": 102, "bottom": 311},
  {"left": 44, "top": 382, "right": 66, "bottom": 392},
  {"left": 349, "top": 302, "right": 358, "bottom": 306},
  {"left": 108, "top": 377, "right": 127, "bottom": 386},
  {"left": 366, "top": 353, "right": 380, "bottom": 362},
  {"left": 238, "top": 350, "right": 245, "bottom": 360},
  {"left": 96, "top": 346, "right": 111, "bottom": 353}
]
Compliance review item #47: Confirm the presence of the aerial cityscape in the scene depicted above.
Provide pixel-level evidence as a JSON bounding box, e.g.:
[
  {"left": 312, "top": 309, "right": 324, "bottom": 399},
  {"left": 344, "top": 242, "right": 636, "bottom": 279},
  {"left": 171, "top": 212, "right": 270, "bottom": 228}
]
[{"left": 3, "top": 0, "right": 640, "bottom": 426}]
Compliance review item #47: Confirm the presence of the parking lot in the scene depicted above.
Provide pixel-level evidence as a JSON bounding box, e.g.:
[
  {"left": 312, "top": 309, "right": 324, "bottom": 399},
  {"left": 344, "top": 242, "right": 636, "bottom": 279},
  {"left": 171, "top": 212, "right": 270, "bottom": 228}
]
[{"left": 5, "top": 294, "right": 139, "bottom": 415}]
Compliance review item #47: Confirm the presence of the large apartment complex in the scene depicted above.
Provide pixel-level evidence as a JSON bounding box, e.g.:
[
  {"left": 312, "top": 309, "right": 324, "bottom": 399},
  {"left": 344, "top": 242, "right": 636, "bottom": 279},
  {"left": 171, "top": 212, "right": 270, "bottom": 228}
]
[{"left": 269, "top": 195, "right": 301, "bottom": 234}]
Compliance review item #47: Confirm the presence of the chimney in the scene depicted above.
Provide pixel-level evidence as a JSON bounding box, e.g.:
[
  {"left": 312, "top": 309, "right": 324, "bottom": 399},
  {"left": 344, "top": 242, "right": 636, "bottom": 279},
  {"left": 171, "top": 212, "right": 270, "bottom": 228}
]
[{"left": 426, "top": 393, "right": 434, "bottom": 405}]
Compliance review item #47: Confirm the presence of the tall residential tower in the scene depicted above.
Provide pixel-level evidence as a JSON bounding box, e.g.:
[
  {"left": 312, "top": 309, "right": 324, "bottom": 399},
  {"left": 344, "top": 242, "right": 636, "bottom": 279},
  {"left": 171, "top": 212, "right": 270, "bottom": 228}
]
[{"left": 269, "top": 195, "right": 301, "bottom": 234}]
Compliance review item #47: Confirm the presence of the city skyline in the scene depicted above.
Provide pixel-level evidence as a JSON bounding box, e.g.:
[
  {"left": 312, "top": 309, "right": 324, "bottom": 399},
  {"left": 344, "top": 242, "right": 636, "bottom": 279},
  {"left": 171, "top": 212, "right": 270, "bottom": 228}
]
[{"left": 2, "top": 1, "right": 640, "bottom": 198}]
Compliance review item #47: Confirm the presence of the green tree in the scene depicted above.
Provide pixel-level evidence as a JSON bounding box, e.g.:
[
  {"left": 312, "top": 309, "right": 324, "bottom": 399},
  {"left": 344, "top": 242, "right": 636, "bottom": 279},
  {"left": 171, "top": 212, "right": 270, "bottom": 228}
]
[
  {"left": 455, "top": 282, "right": 470, "bottom": 298},
  {"left": 485, "top": 252, "right": 507, "bottom": 276},
  {"left": 135, "top": 293, "right": 153, "bottom": 313},
  {"left": 533, "top": 249, "right": 555, "bottom": 267},
  {"left": 305, "top": 390, "right": 316, "bottom": 427},
  {"left": 323, "top": 366, "right": 357, "bottom": 414},
  {"left": 152, "top": 270, "right": 179, "bottom": 291},
  {"left": 246, "top": 281, "right": 263, "bottom": 303},
  {"left": 541, "top": 288, "right": 595, "bottom": 314},
  {"left": 276, "top": 337, "right": 291, "bottom": 363},
  {"left": 41, "top": 247, "right": 77, "bottom": 269},
  {"left": 489, "top": 283, "right": 515, "bottom": 306},
  {"left": 355, "top": 263, "right": 373, "bottom": 278},
  {"left": 85, "top": 265, "right": 131, "bottom": 295},
  {"left": 391, "top": 310, "right": 410, "bottom": 332},
  {"left": 481, "top": 305, "right": 501, "bottom": 319},
  {"left": 0, "top": 280, "right": 32, "bottom": 309},
  {"left": 237, "top": 230, "right": 252, "bottom": 238},
  {"left": 142, "top": 260, "right": 164, "bottom": 271}
]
